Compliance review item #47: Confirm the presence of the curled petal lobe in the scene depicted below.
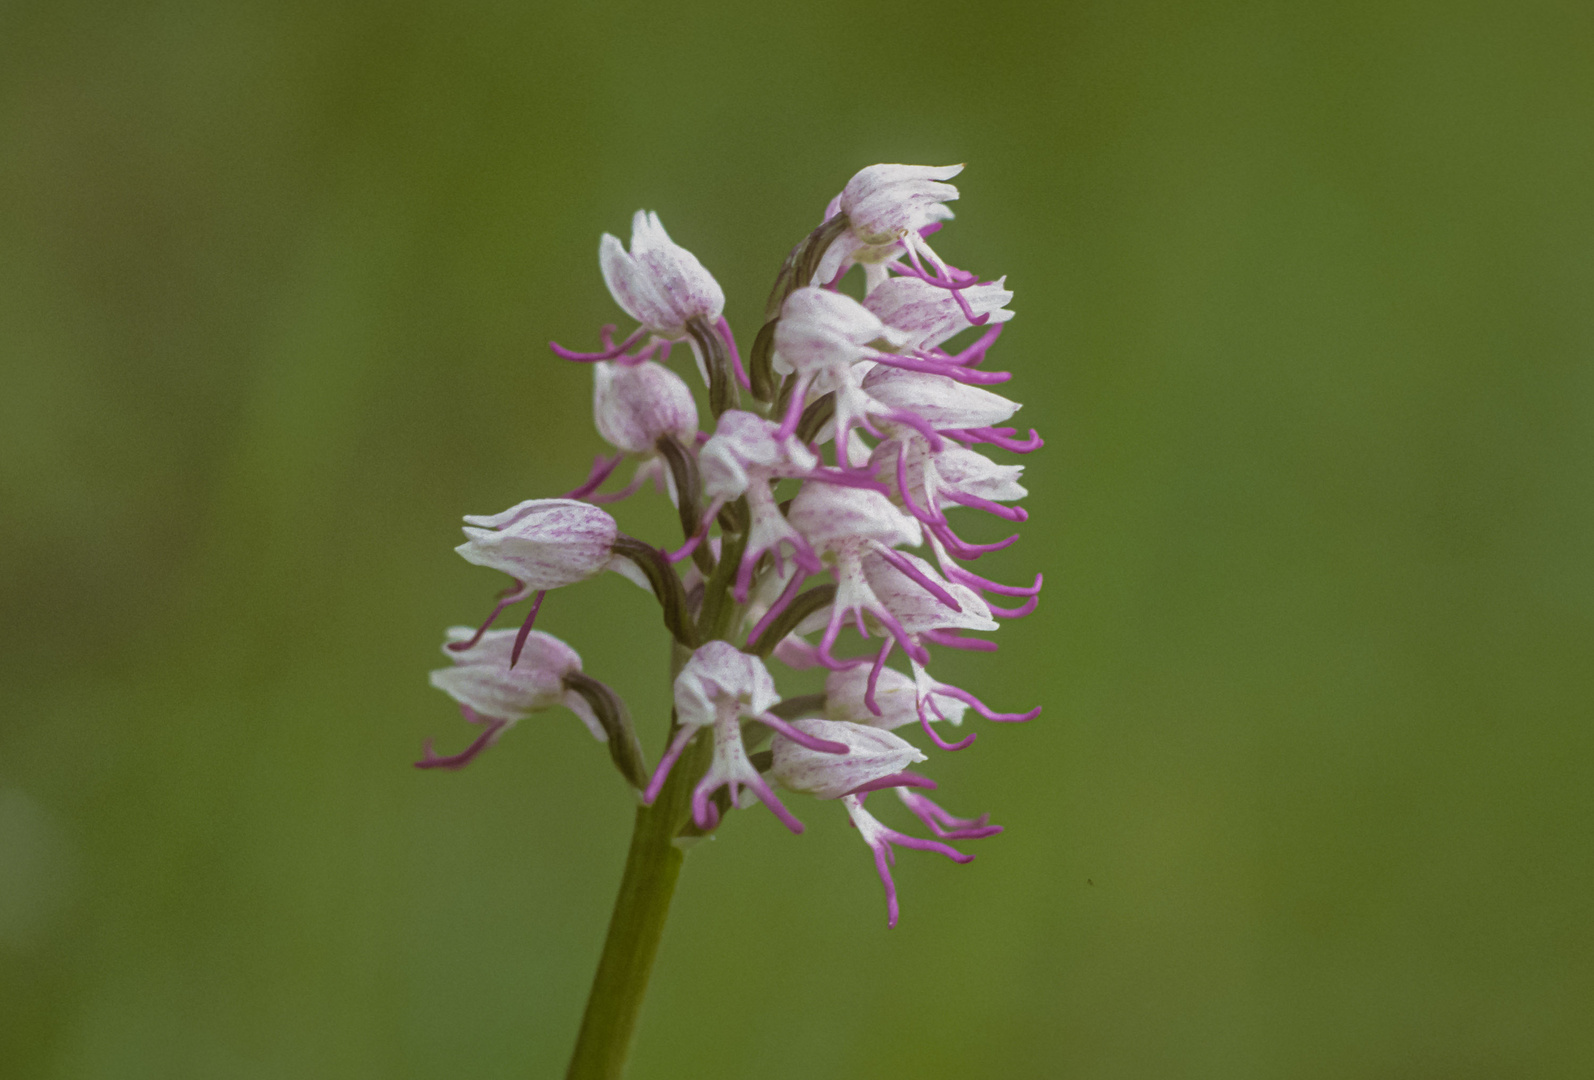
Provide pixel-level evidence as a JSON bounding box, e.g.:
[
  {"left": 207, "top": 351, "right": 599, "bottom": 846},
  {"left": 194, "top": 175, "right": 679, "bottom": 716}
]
[
  {"left": 897, "top": 788, "right": 1003, "bottom": 840},
  {"left": 843, "top": 792, "right": 973, "bottom": 928}
]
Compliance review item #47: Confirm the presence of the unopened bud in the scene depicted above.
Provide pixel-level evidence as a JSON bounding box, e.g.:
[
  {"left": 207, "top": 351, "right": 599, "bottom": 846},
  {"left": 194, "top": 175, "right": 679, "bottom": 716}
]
[
  {"left": 593, "top": 360, "right": 698, "bottom": 453},
  {"left": 455, "top": 498, "right": 622, "bottom": 589}
]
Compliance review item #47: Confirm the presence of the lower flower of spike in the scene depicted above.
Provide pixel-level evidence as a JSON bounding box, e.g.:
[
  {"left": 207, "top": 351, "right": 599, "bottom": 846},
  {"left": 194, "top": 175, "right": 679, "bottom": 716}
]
[
  {"left": 643, "top": 642, "right": 851, "bottom": 832},
  {"left": 421, "top": 627, "right": 605, "bottom": 769}
]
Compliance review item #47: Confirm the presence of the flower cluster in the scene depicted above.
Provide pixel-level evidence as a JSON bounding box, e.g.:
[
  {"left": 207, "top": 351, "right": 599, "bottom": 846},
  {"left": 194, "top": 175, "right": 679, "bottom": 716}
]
[{"left": 422, "top": 165, "right": 1042, "bottom": 927}]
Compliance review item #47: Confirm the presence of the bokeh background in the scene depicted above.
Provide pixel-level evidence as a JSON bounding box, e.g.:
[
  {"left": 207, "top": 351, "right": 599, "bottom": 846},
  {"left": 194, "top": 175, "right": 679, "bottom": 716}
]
[{"left": 3, "top": 0, "right": 1592, "bottom": 1076}]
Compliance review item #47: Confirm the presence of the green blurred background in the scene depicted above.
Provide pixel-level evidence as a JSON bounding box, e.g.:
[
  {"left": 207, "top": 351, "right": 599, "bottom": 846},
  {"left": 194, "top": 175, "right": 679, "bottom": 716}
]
[{"left": 3, "top": 0, "right": 1591, "bottom": 1076}]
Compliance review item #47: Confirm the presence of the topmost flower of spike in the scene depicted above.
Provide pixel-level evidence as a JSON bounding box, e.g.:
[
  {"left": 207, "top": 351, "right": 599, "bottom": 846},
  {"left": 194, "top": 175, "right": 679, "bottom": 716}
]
[
  {"left": 815, "top": 164, "right": 963, "bottom": 287},
  {"left": 600, "top": 210, "right": 725, "bottom": 341}
]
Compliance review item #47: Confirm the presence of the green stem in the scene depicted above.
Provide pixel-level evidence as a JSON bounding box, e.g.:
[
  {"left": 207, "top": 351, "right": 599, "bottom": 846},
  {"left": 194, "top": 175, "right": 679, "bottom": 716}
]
[{"left": 565, "top": 654, "right": 710, "bottom": 1080}]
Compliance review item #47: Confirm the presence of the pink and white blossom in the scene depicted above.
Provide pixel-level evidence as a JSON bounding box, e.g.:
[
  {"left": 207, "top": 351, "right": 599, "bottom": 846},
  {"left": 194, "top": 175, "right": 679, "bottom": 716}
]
[
  {"left": 815, "top": 164, "right": 963, "bottom": 290},
  {"left": 644, "top": 641, "right": 849, "bottom": 833},
  {"left": 593, "top": 360, "right": 698, "bottom": 454},
  {"left": 599, "top": 210, "right": 724, "bottom": 340},
  {"left": 421, "top": 627, "right": 603, "bottom": 770},
  {"left": 863, "top": 274, "right": 1014, "bottom": 352},
  {"left": 697, "top": 410, "right": 822, "bottom": 598},
  {"left": 772, "top": 287, "right": 905, "bottom": 443},
  {"left": 825, "top": 664, "right": 966, "bottom": 730},
  {"left": 769, "top": 719, "right": 927, "bottom": 799},
  {"left": 455, "top": 498, "right": 627, "bottom": 589}
]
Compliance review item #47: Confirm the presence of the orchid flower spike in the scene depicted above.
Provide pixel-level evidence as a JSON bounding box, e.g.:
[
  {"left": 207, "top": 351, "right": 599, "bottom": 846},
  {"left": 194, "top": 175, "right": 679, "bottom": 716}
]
[
  {"left": 421, "top": 627, "right": 603, "bottom": 769},
  {"left": 427, "top": 160, "right": 1044, "bottom": 938},
  {"left": 645, "top": 641, "right": 850, "bottom": 833}
]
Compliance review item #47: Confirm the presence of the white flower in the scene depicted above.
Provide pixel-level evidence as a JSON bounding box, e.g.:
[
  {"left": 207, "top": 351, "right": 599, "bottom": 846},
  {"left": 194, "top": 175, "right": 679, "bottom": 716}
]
[
  {"left": 429, "top": 627, "right": 603, "bottom": 737},
  {"left": 773, "top": 288, "right": 902, "bottom": 381},
  {"left": 455, "top": 498, "right": 627, "bottom": 589},
  {"left": 699, "top": 410, "right": 819, "bottom": 495},
  {"left": 592, "top": 360, "right": 698, "bottom": 453},
  {"left": 699, "top": 410, "right": 822, "bottom": 598},
  {"left": 769, "top": 287, "right": 904, "bottom": 444},
  {"left": 787, "top": 483, "right": 921, "bottom": 554},
  {"left": 599, "top": 210, "right": 725, "bottom": 339},
  {"left": 814, "top": 164, "right": 963, "bottom": 288},
  {"left": 644, "top": 641, "right": 849, "bottom": 833},
  {"left": 673, "top": 639, "right": 781, "bottom": 729},
  {"left": 841, "top": 164, "right": 963, "bottom": 245},
  {"left": 872, "top": 437, "right": 1027, "bottom": 523},
  {"left": 419, "top": 626, "right": 607, "bottom": 770},
  {"left": 863, "top": 275, "right": 1014, "bottom": 352},
  {"left": 929, "top": 443, "right": 1027, "bottom": 503},
  {"left": 861, "top": 367, "right": 1020, "bottom": 431},
  {"left": 863, "top": 548, "right": 995, "bottom": 635},
  {"left": 824, "top": 664, "right": 969, "bottom": 730},
  {"left": 769, "top": 719, "right": 926, "bottom": 799},
  {"left": 787, "top": 485, "right": 937, "bottom": 665}
]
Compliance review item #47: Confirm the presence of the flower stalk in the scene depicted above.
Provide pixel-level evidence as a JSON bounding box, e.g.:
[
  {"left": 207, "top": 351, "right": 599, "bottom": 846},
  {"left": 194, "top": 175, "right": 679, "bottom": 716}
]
[{"left": 565, "top": 646, "right": 709, "bottom": 1080}]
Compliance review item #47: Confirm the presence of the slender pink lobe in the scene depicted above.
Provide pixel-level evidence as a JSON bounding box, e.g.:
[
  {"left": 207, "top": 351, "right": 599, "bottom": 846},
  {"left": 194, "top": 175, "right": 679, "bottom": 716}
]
[
  {"left": 550, "top": 325, "right": 646, "bottom": 362},
  {"left": 416, "top": 705, "right": 510, "bottom": 770}
]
